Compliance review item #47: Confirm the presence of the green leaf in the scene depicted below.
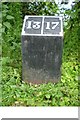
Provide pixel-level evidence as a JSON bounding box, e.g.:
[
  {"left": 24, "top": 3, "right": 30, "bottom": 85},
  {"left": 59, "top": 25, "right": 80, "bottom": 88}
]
[
  {"left": 45, "top": 94, "right": 51, "bottom": 99},
  {"left": 0, "top": 23, "right": 2, "bottom": 28},
  {"left": 6, "top": 15, "right": 14, "bottom": 20},
  {"left": 2, "top": 4, "right": 9, "bottom": 9},
  {"left": 0, "top": 13, "right": 2, "bottom": 19},
  {"left": 2, "top": 27, "right": 5, "bottom": 33},
  {"left": 3, "top": 22, "right": 11, "bottom": 29}
]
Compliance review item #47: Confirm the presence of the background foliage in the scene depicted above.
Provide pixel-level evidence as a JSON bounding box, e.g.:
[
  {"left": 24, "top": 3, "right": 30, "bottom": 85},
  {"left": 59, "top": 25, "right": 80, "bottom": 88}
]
[{"left": 1, "top": 1, "right": 80, "bottom": 106}]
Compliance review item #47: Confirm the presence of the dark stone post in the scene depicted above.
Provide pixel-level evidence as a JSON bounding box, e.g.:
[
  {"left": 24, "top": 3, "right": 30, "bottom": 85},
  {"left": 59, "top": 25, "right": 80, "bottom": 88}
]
[{"left": 21, "top": 16, "right": 63, "bottom": 84}]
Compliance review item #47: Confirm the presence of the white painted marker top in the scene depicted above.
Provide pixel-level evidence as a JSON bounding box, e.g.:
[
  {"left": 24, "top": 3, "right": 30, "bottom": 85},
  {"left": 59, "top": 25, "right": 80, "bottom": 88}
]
[{"left": 22, "top": 16, "right": 63, "bottom": 36}]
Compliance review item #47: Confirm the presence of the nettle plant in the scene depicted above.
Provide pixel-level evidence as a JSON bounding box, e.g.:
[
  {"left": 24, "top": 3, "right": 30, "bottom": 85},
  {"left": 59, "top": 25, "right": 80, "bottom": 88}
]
[{"left": 2, "top": 4, "right": 14, "bottom": 32}]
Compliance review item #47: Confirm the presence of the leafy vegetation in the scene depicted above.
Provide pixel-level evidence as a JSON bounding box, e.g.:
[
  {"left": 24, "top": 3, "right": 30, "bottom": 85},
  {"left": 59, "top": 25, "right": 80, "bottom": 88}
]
[{"left": 1, "top": 2, "right": 79, "bottom": 106}]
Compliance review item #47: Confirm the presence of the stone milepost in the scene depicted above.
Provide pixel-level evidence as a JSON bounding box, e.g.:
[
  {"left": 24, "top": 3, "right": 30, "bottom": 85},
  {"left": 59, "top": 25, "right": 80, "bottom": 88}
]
[{"left": 21, "top": 16, "right": 63, "bottom": 84}]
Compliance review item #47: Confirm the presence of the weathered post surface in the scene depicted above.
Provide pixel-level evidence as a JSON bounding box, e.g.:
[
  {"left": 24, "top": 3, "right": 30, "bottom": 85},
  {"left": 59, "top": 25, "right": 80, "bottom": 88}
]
[{"left": 21, "top": 16, "right": 63, "bottom": 84}]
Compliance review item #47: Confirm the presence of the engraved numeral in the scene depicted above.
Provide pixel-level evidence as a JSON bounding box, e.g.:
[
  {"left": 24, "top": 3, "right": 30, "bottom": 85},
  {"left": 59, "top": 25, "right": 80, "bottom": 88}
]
[
  {"left": 26, "top": 21, "right": 41, "bottom": 29},
  {"left": 26, "top": 21, "right": 32, "bottom": 29},
  {"left": 46, "top": 22, "right": 50, "bottom": 29},
  {"left": 26, "top": 20, "right": 59, "bottom": 30},
  {"left": 45, "top": 22, "right": 59, "bottom": 30},
  {"left": 52, "top": 22, "right": 59, "bottom": 29},
  {"left": 32, "top": 21, "right": 41, "bottom": 29}
]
